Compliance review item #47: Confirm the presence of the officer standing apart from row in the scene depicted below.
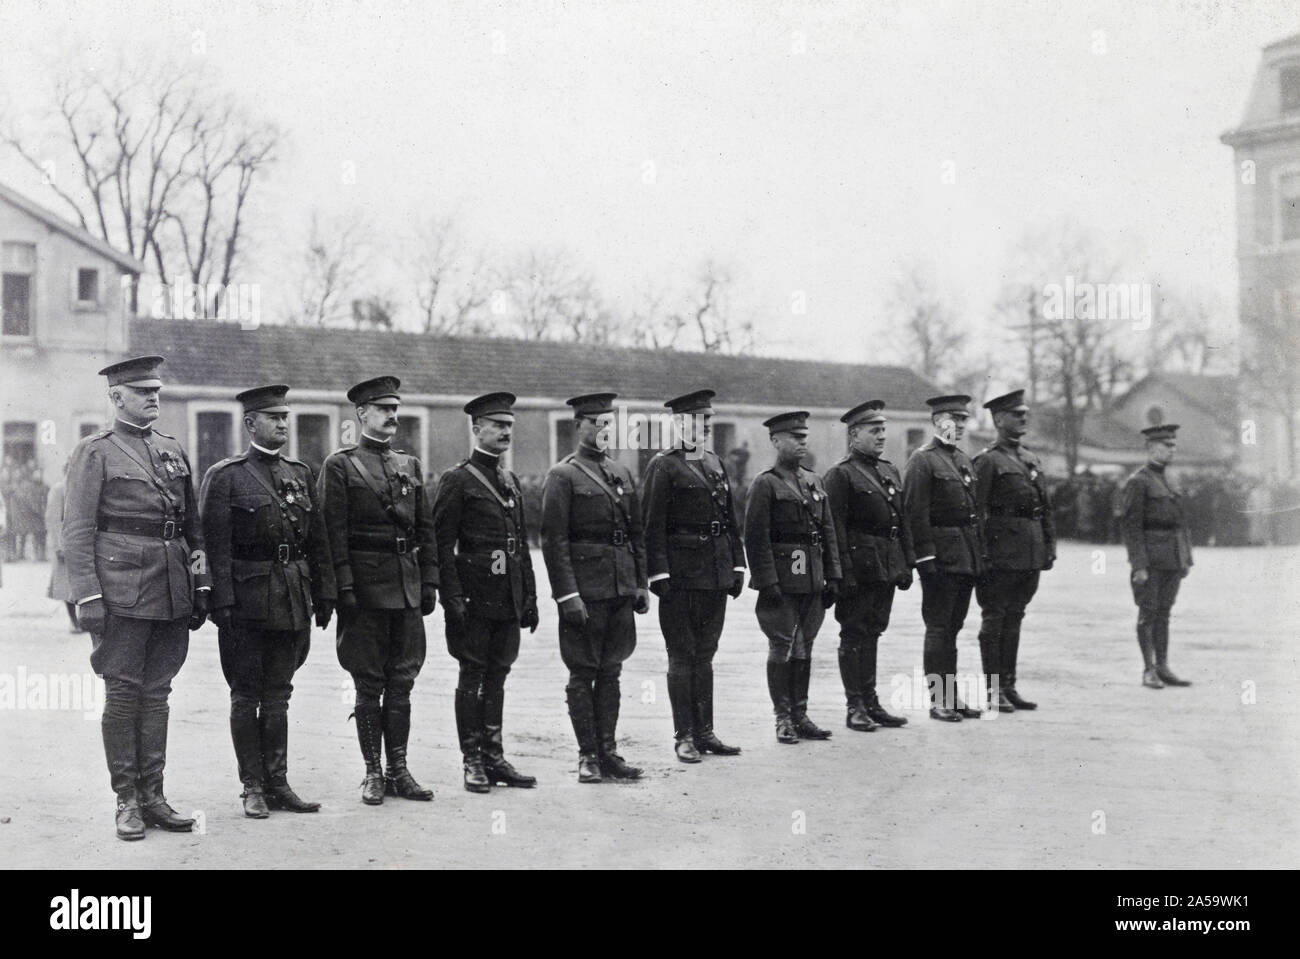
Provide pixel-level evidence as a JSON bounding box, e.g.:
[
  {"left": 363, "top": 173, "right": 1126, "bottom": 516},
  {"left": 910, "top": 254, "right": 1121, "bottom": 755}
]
[
  {"left": 199, "top": 385, "right": 335, "bottom": 818},
  {"left": 64, "top": 356, "right": 209, "bottom": 840},
  {"left": 319, "top": 376, "right": 439, "bottom": 804},
  {"left": 903, "top": 394, "right": 984, "bottom": 722},
  {"left": 973, "top": 389, "right": 1054, "bottom": 713},
  {"left": 1121, "top": 424, "right": 1193, "bottom": 689},
  {"left": 744, "top": 411, "right": 841, "bottom": 744},
  {"left": 641, "top": 389, "right": 745, "bottom": 763},
  {"left": 541, "top": 392, "right": 650, "bottom": 783},
  {"left": 824, "top": 400, "right": 913, "bottom": 732},
  {"left": 433, "top": 392, "right": 539, "bottom": 794}
]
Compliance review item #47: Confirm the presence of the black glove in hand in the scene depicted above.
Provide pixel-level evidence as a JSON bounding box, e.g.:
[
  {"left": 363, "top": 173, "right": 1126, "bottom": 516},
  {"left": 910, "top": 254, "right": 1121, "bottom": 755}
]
[
  {"left": 633, "top": 588, "right": 650, "bottom": 614},
  {"left": 559, "top": 596, "right": 588, "bottom": 626},
  {"left": 188, "top": 591, "right": 209, "bottom": 631},
  {"left": 728, "top": 574, "right": 745, "bottom": 599},
  {"left": 339, "top": 588, "right": 358, "bottom": 610},
  {"left": 520, "top": 601, "right": 539, "bottom": 633},
  {"left": 210, "top": 605, "right": 233, "bottom": 629},
  {"left": 420, "top": 586, "right": 438, "bottom": 616},
  {"left": 314, "top": 600, "right": 334, "bottom": 630},
  {"left": 444, "top": 594, "right": 467, "bottom": 621},
  {"left": 758, "top": 584, "right": 783, "bottom": 605},
  {"left": 649, "top": 579, "right": 671, "bottom": 599},
  {"left": 896, "top": 570, "right": 914, "bottom": 591},
  {"left": 77, "top": 598, "right": 107, "bottom": 634},
  {"left": 821, "top": 582, "right": 840, "bottom": 609}
]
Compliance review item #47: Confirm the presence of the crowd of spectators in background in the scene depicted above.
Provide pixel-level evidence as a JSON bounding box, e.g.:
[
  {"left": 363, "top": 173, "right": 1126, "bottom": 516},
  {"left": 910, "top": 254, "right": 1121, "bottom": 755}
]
[{"left": 1, "top": 455, "right": 48, "bottom": 562}]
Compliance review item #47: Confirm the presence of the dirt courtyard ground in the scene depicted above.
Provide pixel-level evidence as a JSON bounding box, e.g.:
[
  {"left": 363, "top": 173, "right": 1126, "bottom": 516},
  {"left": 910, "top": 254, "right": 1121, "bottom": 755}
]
[{"left": 1, "top": 540, "right": 1297, "bottom": 870}]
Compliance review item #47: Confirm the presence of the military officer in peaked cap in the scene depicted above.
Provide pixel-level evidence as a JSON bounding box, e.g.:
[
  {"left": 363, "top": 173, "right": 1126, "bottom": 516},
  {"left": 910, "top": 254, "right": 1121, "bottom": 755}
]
[
  {"left": 433, "top": 391, "right": 539, "bottom": 793},
  {"left": 199, "top": 385, "right": 336, "bottom": 818},
  {"left": 973, "top": 389, "right": 1055, "bottom": 713},
  {"left": 823, "top": 400, "right": 915, "bottom": 732},
  {"left": 744, "top": 411, "right": 841, "bottom": 744},
  {"left": 641, "top": 389, "right": 745, "bottom": 763},
  {"left": 318, "top": 375, "right": 439, "bottom": 804},
  {"left": 1121, "top": 423, "right": 1194, "bottom": 689},
  {"left": 902, "top": 394, "right": 985, "bottom": 722},
  {"left": 540, "top": 392, "right": 649, "bottom": 783},
  {"left": 63, "top": 355, "right": 209, "bottom": 840}
]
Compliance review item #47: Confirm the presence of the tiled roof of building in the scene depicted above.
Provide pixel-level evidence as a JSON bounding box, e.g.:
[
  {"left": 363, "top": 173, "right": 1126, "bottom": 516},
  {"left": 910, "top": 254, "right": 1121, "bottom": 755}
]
[
  {"left": 127, "top": 317, "right": 942, "bottom": 411},
  {"left": 0, "top": 181, "right": 146, "bottom": 274}
]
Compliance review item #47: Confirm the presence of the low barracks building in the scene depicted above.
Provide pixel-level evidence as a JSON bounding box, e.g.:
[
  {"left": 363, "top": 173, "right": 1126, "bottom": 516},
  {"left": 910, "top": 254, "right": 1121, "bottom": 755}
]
[{"left": 122, "top": 317, "right": 940, "bottom": 486}]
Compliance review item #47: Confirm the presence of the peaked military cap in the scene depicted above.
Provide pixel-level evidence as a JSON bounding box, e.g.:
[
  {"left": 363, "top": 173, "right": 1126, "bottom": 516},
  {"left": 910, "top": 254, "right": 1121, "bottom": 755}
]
[
  {"left": 464, "top": 391, "right": 517, "bottom": 418},
  {"left": 984, "top": 389, "right": 1029, "bottom": 414},
  {"left": 236, "top": 384, "right": 291, "bottom": 414},
  {"left": 841, "top": 400, "right": 886, "bottom": 427},
  {"left": 1142, "top": 423, "right": 1180, "bottom": 441},
  {"left": 347, "top": 375, "right": 401, "bottom": 405},
  {"left": 763, "top": 411, "right": 810, "bottom": 434},
  {"left": 664, "top": 389, "right": 715, "bottom": 415},
  {"left": 926, "top": 394, "right": 972, "bottom": 415},
  {"left": 99, "top": 355, "right": 164, "bottom": 387},
  {"left": 566, "top": 392, "right": 618, "bottom": 416}
]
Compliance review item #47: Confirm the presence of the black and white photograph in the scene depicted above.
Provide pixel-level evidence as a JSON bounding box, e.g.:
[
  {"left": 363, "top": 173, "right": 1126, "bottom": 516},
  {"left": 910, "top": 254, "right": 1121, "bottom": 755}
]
[{"left": 0, "top": 0, "right": 1295, "bottom": 911}]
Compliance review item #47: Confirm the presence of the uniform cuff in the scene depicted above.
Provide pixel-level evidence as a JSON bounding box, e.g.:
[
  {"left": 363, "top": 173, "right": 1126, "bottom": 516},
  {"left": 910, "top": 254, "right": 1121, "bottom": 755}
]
[
  {"left": 195, "top": 585, "right": 211, "bottom": 592},
  {"left": 648, "top": 573, "right": 670, "bottom": 583},
  {"left": 556, "top": 592, "right": 580, "bottom": 604},
  {"left": 733, "top": 566, "right": 746, "bottom": 573},
  {"left": 76, "top": 594, "right": 102, "bottom": 606},
  {"left": 914, "top": 555, "right": 935, "bottom": 564}
]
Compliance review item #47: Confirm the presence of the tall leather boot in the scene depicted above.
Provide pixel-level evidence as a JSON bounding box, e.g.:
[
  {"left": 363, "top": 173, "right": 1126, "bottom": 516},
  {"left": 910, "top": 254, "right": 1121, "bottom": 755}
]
[
  {"left": 231, "top": 703, "right": 269, "bottom": 818},
  {"left": 136, "top": 700, "right": 194, "bottom": 831},
  {"left": 978, "top": 625, "right": 1013, "bottom": 712},
  {"left": 838, "top": 645, "right": 877, "bottom": 731},
  {"left": 667, "top": 666, "right": 701, "bottom": 762},
  {"left": 454, "top": 687, "right": 491, "bottom": 793},
  {"left": 383, "top": 699, "right": 434, "bottom": 800},
  {"left": 566, "top": 680, "right": 602, "bottom": 783},
  {"left": 767, "top": 660, "right": 799, "bottom": 743},
  {"left": 692, "top": 662, "right": 740, "bottom": 755},
  {"left": 1001, "top": 619, "right": 1037, "bottom": 709},
  {"left": 261, "top": 704, "right": 319, "bottom": 812},
  {"left": 1138, "top": 621, "right": 1164, "bottom": 689},
  {"left": 481, "top": 679, "right": 537, "bottom": 787},
  {"left": 789, "top": 658, "right": 832, "bottom": 739},
  {"left": 102, "top": 696, "right": 144, "bottom": 841},
  {"left": 1153, "top": 617, "right": 1191, "bottom": 686},
  {"left": 595, "top": 676, "right": 642, "bottom": 779},
  {"left": 354, "top": 702, "right": 387, "bottom": 804},
  {"left": 860, "top": 638, "right": 907, "bottom": 726}
]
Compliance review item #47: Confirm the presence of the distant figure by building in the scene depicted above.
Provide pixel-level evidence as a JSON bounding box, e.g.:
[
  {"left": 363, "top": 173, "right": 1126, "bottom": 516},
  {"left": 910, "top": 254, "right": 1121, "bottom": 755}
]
[{"left": 44, "top": 464, "right": 81, "bottom": 632}]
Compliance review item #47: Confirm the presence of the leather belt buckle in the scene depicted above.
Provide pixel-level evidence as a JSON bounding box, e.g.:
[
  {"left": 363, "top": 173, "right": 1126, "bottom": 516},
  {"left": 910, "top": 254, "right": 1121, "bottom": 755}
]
[
  {"left": 277, "top": 543, "right": 291, "bottom": 563},
  {"left": 505, "top": 536, "right": 518, "bottom": 556},
  {"left": 612, "top": 529, "right": 626, "bottom": 546},
  {"left": 395, "top": 537, "right": 408, "bottom": 555},
  {"left": 709, "top": 520, "right": 722, "bottom": 537},
  {"left": 162, "top": 520, "right": 177, "bottom": 540}
]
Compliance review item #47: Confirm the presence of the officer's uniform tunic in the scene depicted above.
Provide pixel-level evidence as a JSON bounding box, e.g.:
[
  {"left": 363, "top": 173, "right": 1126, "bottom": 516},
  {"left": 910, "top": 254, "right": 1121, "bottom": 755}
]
[{"left": 1121, "top": 462, "right": 1192, "bottom": 662}]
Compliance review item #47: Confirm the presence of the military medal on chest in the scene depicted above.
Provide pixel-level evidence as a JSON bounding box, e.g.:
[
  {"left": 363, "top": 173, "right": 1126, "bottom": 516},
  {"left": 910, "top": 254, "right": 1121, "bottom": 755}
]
[
  {"left": 959, "top": 466, "right": 972, "bottom": 487},
  {"left": 395, "top": 470, "right": 411, "bottom": 497},
  {"left": 885, "top": 481, "right": 897, "bottom": 497},
  {"left": 159, "top": 449, "right": 178, "bottom": 477},
  {"left": 1029, "top": 467, "right": 1039, "bottom": 482},
  {"left": 613, "top": 477, "right": 625, "bottom": 497}
]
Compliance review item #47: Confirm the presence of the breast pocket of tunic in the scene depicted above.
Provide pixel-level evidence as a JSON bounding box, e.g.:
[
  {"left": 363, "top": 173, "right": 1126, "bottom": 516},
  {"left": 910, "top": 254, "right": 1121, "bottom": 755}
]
[
  {"left": 570, "top": 487, "right": 608, "bottom": 532},
  {"left": 230, "top": 495, "right": 270, "bottom": 541}
]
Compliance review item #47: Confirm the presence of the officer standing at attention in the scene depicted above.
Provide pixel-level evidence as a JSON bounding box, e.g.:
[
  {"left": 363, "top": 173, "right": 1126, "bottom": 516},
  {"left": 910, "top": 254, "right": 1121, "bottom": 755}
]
[
  {"left": 1121, "top": 424, "right": 1193, "bottom": 689},
  {"left": 433, "top": 391, "right": 539, "bottom": 793},
  {"left": 902, "top": 394, "right": 984, "bottom": 722},
  {"left": 63, "top": 355, "right": 209, "bottom": 840},
  {"left": 973, "top": 389, "right": 1055, "bottom": 713},
  {"left": 641, "top": 388, "right": 745, "bottom": 763},
  {"left": 199, "top": 385, "right": 335, "bottom": 818},
  {"left": 540, "top": 392, "right": 649, "bottom": 784},
  {"left": 744, "top": 411, "right": 841, "bottom": 744},
  {"left": 318, "top": 376, "right": 439, "bottom": 804},
  {"left": 823, "top": 400, "right": 914, "bottom": 732}
]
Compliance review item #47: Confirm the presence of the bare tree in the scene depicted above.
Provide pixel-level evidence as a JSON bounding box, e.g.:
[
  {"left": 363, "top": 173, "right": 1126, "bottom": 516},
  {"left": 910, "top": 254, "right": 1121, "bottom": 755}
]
[
  {"left": 2, "top": 57, "right": 278, "bottom": 314},
  {"left": 411, "top": 214, "right": 492, "bottom": 335},
  {"left": 1145, "top": 283, "right": 1232, "bottom": 376},
  {"left": 287, "top": 211, "right": 372, "bottom": 327},
  {"left": 495, "top": 248, "right": 612, "bottom": 342},
  {"left": 624, "top": 260, "right": 756, "bottom": 354},
  {"left": 996, "top": 218, "right": 1142, "bottom": 473},
  {"left": 884, "top": 260, "right": 969, "bottom": 383}
]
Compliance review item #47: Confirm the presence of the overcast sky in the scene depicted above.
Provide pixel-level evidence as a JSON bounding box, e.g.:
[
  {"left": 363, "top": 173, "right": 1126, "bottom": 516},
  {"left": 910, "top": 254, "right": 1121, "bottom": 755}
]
[{"left": 1, "top": 0, "right": 1295, "bottom": 366}]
